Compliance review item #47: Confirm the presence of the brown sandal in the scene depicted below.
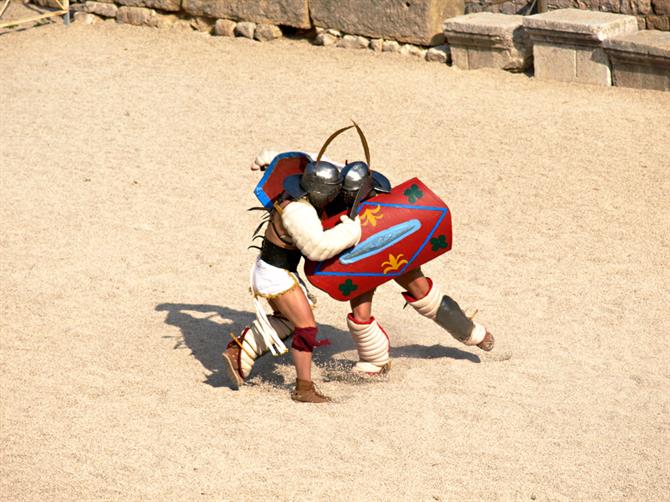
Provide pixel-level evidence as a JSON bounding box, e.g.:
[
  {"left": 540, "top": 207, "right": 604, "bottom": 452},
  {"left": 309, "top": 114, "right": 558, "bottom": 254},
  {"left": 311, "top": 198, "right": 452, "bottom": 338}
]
[
  {"left": 477, "top": 331, "right": 495, "bottom": 352},
  {"left": 291, "top": 379, "right": 332, "bottom": 403},
  {"left": 222, "top": 345, "right": 244, "bottom": 388}
]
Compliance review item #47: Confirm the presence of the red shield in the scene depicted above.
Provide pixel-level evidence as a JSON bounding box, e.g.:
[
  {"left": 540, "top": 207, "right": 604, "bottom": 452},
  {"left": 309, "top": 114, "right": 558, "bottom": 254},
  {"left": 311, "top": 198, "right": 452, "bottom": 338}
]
[
  {"left": 253, "top": 152, "right": 312, "bottom": 209},
  {"left": 304, "top": 178, "right": 452, "bottom": 301}
]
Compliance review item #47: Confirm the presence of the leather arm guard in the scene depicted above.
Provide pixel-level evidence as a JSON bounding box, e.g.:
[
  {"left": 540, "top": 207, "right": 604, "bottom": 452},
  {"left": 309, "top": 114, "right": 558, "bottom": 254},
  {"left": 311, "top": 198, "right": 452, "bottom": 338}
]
[
  {"left": 281, "top": 201, "right": 361, "bottom": 262},
  {"left": 403, "top": 279, "right": 486, "bottom": 346},
  {"left": 347, "top": 314, "right": 390, "bottom": 374}
]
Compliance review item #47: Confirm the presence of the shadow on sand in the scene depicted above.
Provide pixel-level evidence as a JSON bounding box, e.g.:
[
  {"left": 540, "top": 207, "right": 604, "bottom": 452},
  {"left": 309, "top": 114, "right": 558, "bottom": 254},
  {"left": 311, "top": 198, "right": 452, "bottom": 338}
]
[{"left": 155, "top": 302, "right": 479, "bottom": 389}]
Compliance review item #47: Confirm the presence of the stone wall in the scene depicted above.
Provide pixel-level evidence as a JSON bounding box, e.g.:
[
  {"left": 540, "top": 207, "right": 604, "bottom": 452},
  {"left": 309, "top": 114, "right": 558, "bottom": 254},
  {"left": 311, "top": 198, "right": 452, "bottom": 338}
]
[
  {"left": 35, "top": 0, "right": 669, "bottom": 37},
  {"left": 464, "top": 0, "right": 669, "bottom": 30}
]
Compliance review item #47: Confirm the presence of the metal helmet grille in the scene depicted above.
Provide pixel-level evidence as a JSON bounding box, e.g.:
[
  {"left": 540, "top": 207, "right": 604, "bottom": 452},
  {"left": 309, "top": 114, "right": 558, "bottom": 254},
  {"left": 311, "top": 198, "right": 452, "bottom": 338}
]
[
  {"left": 301, "top": 160, "right": 342, "bottom": 209},
  {"left": 341, "top": 161, "right": 371, "bottom": 206}
]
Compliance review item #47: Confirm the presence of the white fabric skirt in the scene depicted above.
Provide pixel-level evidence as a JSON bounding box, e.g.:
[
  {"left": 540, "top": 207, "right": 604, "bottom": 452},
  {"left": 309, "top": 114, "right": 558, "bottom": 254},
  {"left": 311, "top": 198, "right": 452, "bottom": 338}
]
[{"left": 251, "top": 257, "right": 312, "bottom": 302}]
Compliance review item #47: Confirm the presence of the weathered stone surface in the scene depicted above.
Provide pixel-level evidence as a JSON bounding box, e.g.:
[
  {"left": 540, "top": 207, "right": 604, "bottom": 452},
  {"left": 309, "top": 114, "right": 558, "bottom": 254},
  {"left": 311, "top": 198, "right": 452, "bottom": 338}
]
[
  {"left": 214, "top": 18, "right": 236, "bottom": 37},
  {"left": 652, "top": 0, "right": 670, "bottom": 14},
  {"left": 426, "top": 44, "right": 450, "bottom": 62},
  {"left": 116, "top": 0, "right": 180, "bottom": 13},
  {"left": 620, "top": 0, "right": 652, "bottom": 15},
  {"left": 255, "top": 23, "right": 283, "bottom": 41},
  {"left": 310, "top": 0, "right": 465, "bottom": 46},
  {"left": 235, "top": 21, "right": 256, "bottom": 39},
  {"left": 73, "top": 11, "right": 97, "bottom": 24},
  {"left": 190, "top": 16, "right": 215, "bottom": 32},
  {"left": 524, "top": 9, "right": 640, "bottom": 85},
  {"left": 337, "top": 34, "right": 370, "bottom": 49},
  {"left": 400, "top": 43, "right": 427, "bottom": 57},
  {"left": 147, "top": 13, "right": 180, "bottom": 29},
  {"left": 85, "top": 1, "right": 117, "bottom": 17},
  {"left": 382, "top": 40, "right": 401, "bottom": 52},
  {"left": 182, "top": 0, "right": 310, "bottom": 29},
  {"left": 604, "top": 28, "right": 670, "bottom": 56},
  {"left": 116, "top": 6, "right": 155, "bottom": 26},
  {"left": 444, "top": 13, "right": 532, "bottom": 71},
  {"left": 370, "top": 38, "right": 384, "bottom": 51},
  {"left": 647, "top": 15, "right": 670, "bottom": 29},
  {"left": 533, "top": 43, "right": 577, "bottom": 81},
  {"left": 523, "top": 8, "right": 638, "bottom": 41},
  {"left": 534, "top": 43, "right": 613, "bottom": 84},
  {"left": 604, "top": 30, "right": 670, "bottom": 90},
  {"left": 314, "top": 32, "right": 339, "bottom": 45}
]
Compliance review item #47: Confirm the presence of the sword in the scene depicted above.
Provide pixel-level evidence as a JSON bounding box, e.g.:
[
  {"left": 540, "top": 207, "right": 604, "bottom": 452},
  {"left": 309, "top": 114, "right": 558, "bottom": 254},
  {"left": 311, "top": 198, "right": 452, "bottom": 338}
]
[{"left": 348, "top": 175, "right": 374, "bottom": 219}]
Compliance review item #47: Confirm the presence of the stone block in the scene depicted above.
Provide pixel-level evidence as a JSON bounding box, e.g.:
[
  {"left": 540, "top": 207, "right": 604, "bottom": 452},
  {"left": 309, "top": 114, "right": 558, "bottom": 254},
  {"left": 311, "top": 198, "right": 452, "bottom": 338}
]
[
  {"left": 190, "top": 16, "right": 215, "bottom": 32},
  {"left": 523, "top": 8, "right": 638, "bottom": 41},
  {"left": 382, "top": 40, "right": 401, "bottom": 52},
  {"left": 310, "top": 0, "right": 465, "bottom": 46},
  {"left": 182, "top": 0, "right": 310, "bottom": 29},
  {"left": 314, "top": 32, "right": 339, "bottom": 45},
  {"left": 214, "top": 19, "right": 236, "bottom": 37},
  {"left": 116, "top": 0, "right": 180, "bottom": 13},
  {"left": 652, "top": 0, "right": 670, "bottom": 15},
  {"left": 400, "top": 43, "right": 427, "bottom": 57},
  {"left": 116, "top": 6, "right": 155, "bottom": 25},
  {"left": 603, "top": 30, "right": 670, "bottom": 90},
  {"left": 426, "top": 44, "right": 450, "bottom": 62},
  {"left": 255, "top": 24, "right": 283, "bottom": 41},
  {"left": 443, "top": 13, "right": 532, "bottom": 71},
  {"left": 337, "top": 34, "right": 370, "bottom": 49},
  {"left": 647, "top": 15, "right": 670, "bottom": 30},
  {"left": 524, "top": 9, "right": 639, "bottom": 85},
  {"left": 148, "top": 13, "right": 180, "bottom": 29},
  {"left": 85, "top": 1, "right": 117, "bottom": 17},
  {"left": 235, "top": 21, "right": 256, "bottom": 38},
  {"left": 370, "top": 38, "right": 384, "bottom": 51},
  {"left": 73, "top": 11, "right": 97, "bottom": 24}
]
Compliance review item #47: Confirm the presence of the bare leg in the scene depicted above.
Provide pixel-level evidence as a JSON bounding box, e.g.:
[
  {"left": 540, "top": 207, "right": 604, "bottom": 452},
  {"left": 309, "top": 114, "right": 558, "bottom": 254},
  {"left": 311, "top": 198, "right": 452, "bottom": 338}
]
[
  {"left": 394, "top": 267, "right": 430, "bottom": 300},
  {"left": 269, "top": 286, "right": 317, "bottom": 382},
  {"left": 349, "top": 289, "right": 375, "bottom": 322}
]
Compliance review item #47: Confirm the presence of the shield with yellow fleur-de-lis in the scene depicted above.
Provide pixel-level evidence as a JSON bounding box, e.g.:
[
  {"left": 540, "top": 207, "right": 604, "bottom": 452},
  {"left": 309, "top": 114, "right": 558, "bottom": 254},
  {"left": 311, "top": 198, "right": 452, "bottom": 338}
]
[{"left": 304, "top": 177, "right": 452, "bottom": 301}]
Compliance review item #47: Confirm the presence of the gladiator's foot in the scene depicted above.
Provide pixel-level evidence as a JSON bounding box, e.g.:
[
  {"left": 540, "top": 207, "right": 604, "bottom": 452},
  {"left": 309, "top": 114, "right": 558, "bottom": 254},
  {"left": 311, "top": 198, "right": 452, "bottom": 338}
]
[
  {"left": 222, "top": 346, "right": 245, "bottom": 389},
  {"left": 477, "top": 331, "right": 495, "bottom": 352},
  {"left": 352, "top": 360, "right": 392, "bottom": 376},
  {"left": 291, "top": 379, "right": 332, "bottom": 403}
]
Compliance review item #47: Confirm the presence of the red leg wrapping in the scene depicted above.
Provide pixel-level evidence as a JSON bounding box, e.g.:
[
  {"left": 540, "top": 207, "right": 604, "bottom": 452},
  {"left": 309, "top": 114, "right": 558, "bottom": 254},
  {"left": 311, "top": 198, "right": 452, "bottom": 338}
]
[{"left": 291, "top": 326, "right": 330, "bottom": 353}]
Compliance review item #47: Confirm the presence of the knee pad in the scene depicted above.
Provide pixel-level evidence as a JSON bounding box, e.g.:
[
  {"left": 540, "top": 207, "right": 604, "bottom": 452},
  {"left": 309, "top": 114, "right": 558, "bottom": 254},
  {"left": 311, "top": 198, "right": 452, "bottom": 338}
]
[{"left": 291, "top": 326, "right": 329, "bottom": 352}]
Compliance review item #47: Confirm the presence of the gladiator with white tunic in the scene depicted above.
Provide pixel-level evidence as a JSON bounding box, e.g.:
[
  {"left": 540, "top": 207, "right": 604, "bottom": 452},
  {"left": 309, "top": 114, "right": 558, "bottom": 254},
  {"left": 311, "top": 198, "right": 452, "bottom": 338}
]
[{"left": 223, "top": 125, "right": 494, "bottom": 391}]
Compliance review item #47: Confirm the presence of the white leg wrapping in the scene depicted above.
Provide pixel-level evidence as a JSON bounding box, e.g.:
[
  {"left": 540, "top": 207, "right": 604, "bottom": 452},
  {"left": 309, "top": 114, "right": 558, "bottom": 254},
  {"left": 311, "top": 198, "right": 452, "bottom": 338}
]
[
  {"left": 238, "top": 316, "right": 293, "bottom": 378},
  {"left": 347, "top": 316, "right": 390, "bottom": 374},
  {"left": 406, "top": 281, "right": 442, "bottom": 319},
  {"left": 406, "top": 281, "right": 484, "bottom": 346},
  {"left": 465, "top": 322, "right": 486, "bottom": 346}
]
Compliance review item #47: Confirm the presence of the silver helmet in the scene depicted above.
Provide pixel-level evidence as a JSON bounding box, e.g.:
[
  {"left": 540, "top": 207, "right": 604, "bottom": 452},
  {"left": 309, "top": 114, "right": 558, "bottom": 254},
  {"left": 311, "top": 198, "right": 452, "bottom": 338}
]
[
  {"left": 341, "top": 161, "right": 392, "bottom": 206},
  {"left": 301, "top": 160, "right": 343, "bottom": 208},
  {"left": 283, "top": 160, "right": 342, "bottom": 209}
]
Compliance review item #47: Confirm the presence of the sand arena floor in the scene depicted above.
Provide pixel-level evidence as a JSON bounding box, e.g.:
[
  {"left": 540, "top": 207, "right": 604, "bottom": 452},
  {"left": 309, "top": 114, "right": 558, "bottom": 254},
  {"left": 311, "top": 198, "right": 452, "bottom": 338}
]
[{"left": 1, "top": 14, "right": 669, "bottom": 501}]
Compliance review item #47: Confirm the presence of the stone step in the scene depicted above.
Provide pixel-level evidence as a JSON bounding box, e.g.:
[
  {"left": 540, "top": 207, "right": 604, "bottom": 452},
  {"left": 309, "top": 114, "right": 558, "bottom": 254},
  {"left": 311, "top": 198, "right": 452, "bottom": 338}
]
[
  {"left": 603, "top": 30, "right": 670, "bottom": 91},
  {"left": 523, "top": 8, "right": 639, "bottom": 86},
  {"left": 443, "top": 12, "right": 531, "bottom": 72}
]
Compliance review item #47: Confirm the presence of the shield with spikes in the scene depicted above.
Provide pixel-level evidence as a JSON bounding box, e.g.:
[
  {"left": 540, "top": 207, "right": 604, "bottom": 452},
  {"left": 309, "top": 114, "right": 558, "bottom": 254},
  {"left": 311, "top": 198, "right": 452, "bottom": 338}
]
[
  {"left": 304, "top": 177, "right": 453, "bottom": 302},
  {"left": 253, "top": 152, "right": 312, "bottom": 209}
]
